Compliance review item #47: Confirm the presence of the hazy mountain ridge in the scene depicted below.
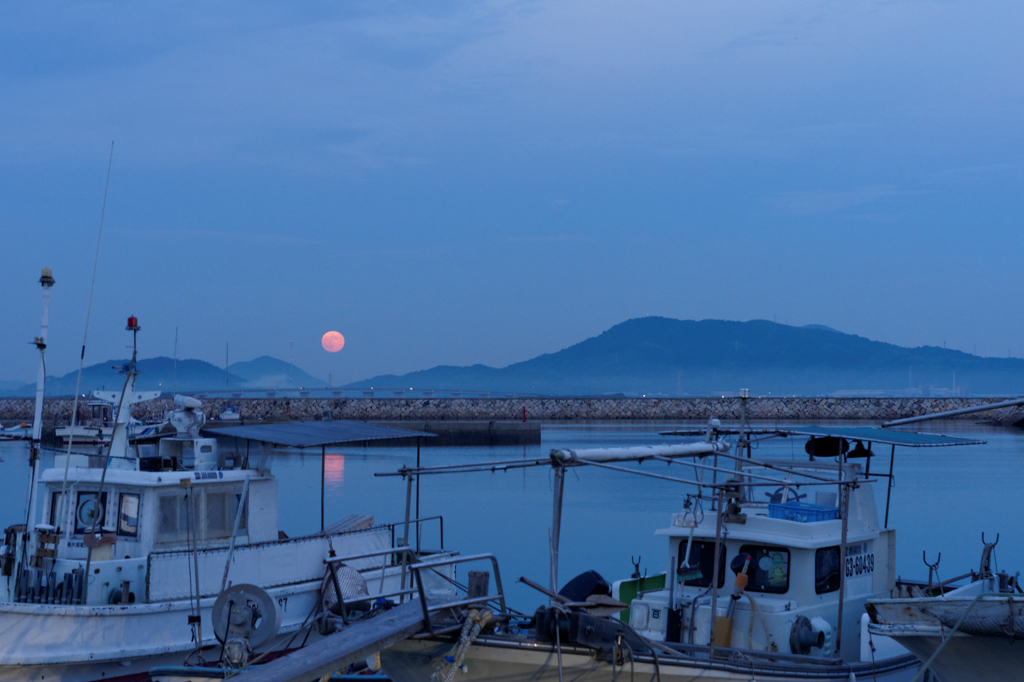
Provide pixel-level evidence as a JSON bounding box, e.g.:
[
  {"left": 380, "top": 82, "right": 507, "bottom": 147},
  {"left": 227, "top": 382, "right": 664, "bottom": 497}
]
[
  {"left": 0, "top": 355, "right": 327, "bottom": 396},
  {"left": 345, "top": 317, "right": 1024, "bottom": 396},
  {"left": 4, "top": 318, "right": 1022, "bottom": 397}
]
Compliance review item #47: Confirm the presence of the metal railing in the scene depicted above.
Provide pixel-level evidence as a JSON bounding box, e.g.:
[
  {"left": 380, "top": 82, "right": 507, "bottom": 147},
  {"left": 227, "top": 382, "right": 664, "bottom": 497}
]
[{"left": 324, "top": 549, "right": 506, "bottom": 634}]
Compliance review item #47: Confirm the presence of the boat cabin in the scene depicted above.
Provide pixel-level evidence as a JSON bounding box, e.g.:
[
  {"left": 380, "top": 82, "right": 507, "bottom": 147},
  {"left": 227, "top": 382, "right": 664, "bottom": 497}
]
[{"left": 619, "top": 460, "right": 893, "bottom": 662}]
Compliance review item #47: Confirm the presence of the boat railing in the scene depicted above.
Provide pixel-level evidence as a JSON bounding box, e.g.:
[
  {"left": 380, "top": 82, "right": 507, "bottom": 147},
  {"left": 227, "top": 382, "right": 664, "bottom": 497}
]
[
  {"left": 382, "top": 514, "right": 444, "bottom": 552},
  {"left": 324, "top": 550, "right": 507, "bottom": 633}
]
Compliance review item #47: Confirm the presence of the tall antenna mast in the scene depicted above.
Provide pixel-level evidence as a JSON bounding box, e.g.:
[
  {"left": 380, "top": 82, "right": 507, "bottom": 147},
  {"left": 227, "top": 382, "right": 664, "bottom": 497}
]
[
  {"left": 173, "top": 326, "right": 178, "bottom": 393},
  {"left": 225, "top": 342, "right": 230, "bottom": 390},
  {"left": 289, "top": 340, "right": 294, "bottom": 383}
]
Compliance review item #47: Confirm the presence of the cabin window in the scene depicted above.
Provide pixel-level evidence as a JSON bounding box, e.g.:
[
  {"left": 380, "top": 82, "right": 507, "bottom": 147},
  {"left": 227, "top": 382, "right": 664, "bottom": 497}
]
[
  {"left": 74, "top": 491, "right": 111, "bottom": 534},
  {"left": 815, "top": 546, "right": 841, "bottom": 594},
  {"left": 679, "top": 541, "right": 726, "bottom": 588},
  {"left": 156, "top": 485, "right": 247, "bottom": 545},
  {"left": 738, "top": 545, "right": 790, "bottom": 594},
  {"left": 118, "top": 494, "right": 140, "bottom": 537},
  {"left": 50, "top": 491, "right": 68, "bottom": 532},
  {"left": 157, "top": 491, "right": 191, "bottom": 543}
]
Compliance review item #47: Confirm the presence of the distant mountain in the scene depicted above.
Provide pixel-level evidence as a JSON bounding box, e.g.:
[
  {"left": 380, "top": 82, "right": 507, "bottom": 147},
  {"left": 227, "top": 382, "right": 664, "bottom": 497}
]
[
  {"left": 228, "top": 356, "right": 328, "bottom": 389},
  {"left": 346, "top": 317, "right": 1024, "bottom": 397},
  {"left": 0, "top": 355, "right": 326, "bottom": 396}
]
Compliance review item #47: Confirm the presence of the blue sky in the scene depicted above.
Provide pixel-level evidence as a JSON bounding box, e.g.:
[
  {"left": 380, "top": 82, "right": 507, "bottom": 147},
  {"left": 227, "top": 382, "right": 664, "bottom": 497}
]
[{"left": 2, "top": 1, "right": 1021, "bottom": 384}]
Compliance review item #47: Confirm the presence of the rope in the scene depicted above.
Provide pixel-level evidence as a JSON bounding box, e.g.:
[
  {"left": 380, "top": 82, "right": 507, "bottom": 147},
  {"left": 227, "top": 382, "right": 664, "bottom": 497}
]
[
  {"left": 58, "top": 142, "right": 115, "bottom": 538},
  {"left": 431, "top": 608, "right": 493, "bottom": 682},
  {"left": 744, "top": 593, "right": 771, "bottom": 650}
]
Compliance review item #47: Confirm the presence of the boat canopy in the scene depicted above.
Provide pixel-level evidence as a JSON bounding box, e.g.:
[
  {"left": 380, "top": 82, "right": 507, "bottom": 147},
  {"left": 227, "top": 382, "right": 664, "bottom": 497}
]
[
  {"left": 201, "top": 420, "right": 435, "bottom": 448},
  {"left": 780, "top": 426, "right": 985, "bottom": 447},
  {"left": 661, "top": 425, "right": 985, "bottom": 448}
]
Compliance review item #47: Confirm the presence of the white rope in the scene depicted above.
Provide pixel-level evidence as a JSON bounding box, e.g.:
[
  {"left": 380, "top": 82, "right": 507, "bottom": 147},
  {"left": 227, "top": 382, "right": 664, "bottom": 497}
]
[
  {"left": 431, "top": 608, "right": 493, "bottom": 681},
  {"left": 58, "top": 141, "right": 114, "bottom": 543}
]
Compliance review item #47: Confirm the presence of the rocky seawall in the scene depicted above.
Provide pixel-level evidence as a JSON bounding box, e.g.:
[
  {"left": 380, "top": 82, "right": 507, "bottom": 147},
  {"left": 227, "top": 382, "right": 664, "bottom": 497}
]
[{"left": 1, "top": 396, "right": 1022, "bottom": 425}]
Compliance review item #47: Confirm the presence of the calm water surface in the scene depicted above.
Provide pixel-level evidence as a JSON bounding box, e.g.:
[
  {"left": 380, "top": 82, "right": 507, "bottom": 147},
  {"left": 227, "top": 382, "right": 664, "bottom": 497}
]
[{"left": 2, "top": 421, "right": 1021, "bottom": 610}]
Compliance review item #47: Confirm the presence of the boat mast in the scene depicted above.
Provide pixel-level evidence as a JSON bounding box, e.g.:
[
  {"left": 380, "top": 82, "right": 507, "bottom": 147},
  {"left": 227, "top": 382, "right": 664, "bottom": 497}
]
[{"left": 25, "top": 268, "right": 55, "bottom": 530}]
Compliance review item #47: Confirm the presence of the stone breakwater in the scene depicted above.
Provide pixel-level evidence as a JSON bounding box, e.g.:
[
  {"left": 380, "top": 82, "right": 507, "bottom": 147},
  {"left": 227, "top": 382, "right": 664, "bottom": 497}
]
[{"left": 1, "top": 397, "right": 1022, "bottom": 425}]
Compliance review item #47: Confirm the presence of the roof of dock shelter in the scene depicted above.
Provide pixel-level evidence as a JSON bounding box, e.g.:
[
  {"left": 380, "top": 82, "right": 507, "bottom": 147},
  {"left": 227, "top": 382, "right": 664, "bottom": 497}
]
[{"left": 202, "top": 420, "right": 436, "bottom": 448}]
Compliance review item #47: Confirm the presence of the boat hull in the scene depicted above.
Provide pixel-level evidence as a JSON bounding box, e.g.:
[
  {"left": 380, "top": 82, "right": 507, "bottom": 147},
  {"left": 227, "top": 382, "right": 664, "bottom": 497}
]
[
  {"left": 0, "top": 580, "right": 321, "bottom": 682},
  {"left": 381, "top": 635, "right": 923, "bottom": 682},
  {"left": 869, "top": 596, "right": 1024, "bottom": 682}
]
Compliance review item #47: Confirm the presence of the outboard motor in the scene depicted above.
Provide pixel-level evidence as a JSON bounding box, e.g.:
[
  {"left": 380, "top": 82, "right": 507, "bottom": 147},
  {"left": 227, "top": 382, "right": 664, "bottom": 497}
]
[{"left": 558, "top": 570, "right": 611, "bottom": 602}]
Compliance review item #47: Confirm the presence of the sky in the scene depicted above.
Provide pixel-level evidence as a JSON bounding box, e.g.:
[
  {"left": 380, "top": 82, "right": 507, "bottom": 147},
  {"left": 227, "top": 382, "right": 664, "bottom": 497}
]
[{"left": 2, "top": 1, "right": 1022, "bottom": 385}]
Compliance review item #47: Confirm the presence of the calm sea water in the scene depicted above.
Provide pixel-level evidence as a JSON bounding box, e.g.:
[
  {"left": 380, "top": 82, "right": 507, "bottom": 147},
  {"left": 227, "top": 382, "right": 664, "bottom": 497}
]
[{"left": 2, "top": 421, "right": 1021, "bottom": 610}]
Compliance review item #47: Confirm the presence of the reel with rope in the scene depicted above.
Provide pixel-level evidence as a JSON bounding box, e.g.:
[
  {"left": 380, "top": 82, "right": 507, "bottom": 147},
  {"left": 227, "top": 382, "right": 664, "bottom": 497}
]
[{"left": 212, "top": 584, "right": 281, "bottom": 669}]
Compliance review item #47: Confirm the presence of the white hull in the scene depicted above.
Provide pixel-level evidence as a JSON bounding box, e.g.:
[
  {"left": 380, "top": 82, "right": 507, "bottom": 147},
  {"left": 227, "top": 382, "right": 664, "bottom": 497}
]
[
  {"left": 381, "top": 636, "right": 923, "bottom": 682},
  {"left": 869, "top": 595, "right": 1024, "bottom": 682},
  {"left": 0, "top": 562, "right": 445, "bottom": 682},
  {"left": 869, "top": 625, "right": 1022, "bottom": 682},
  {"left": 0, "top": 579, "right": 325, "bottom": 682}
]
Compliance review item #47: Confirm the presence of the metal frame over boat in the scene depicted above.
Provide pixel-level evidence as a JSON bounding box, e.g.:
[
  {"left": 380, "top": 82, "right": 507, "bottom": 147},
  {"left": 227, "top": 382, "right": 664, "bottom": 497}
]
[{"left": 377, "top": 395, "right": 984, "bottom": 682}]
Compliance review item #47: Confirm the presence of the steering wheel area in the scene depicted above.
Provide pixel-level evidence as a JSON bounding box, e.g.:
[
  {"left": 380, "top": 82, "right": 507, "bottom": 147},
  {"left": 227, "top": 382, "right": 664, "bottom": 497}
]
[{"left": 766, "top": 487, "right": 806, "bottom": 504}]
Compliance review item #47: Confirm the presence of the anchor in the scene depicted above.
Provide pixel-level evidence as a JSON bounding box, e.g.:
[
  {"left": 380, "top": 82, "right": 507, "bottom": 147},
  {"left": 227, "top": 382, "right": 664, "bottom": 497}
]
[{"left": 631, "top": 556, "right": 646, "bottom": 580}]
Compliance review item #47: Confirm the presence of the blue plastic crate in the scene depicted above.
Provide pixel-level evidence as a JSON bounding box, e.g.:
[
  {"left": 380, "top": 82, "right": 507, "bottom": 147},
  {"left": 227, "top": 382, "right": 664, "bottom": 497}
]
[{"left": 768, "top": 501, "right": 838, "bottom": 523}]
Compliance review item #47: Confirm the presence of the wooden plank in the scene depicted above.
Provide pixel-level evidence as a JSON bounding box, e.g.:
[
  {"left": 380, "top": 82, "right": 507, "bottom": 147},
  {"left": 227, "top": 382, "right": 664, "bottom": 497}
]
[
  {"left": 323, "top": 514, "right": 374, "bottom": 534},
  {"left": 243, "top": 599, "right": 427, "bottom": 682}
]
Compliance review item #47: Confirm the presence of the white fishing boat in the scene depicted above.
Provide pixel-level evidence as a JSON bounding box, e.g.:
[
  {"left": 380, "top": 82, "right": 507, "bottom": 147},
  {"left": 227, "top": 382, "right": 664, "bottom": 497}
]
[
  {"left": 55, "top": 393, "right": 166, "bottom": 444},
  {"left": 379, "top": 411, "right": 983, "bottom": 682},
  {"left": 217, "top": 405, "right": 241, "bottom": 422},
  {"left": 2, "top": 276, "right": 458, "bottom": 682},
  {"left": 0, "top": 423, "right": 31, "bottom": 441},
  {"left": 867, "top": 535, "right": 1023, "bottom": 681}
]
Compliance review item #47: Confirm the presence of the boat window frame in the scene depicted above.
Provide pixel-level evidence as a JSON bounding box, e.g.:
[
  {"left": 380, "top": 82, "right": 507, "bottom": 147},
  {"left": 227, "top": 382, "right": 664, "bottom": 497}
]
[
  {"left": 118, "top": 493, "right": 141, "bottom": 538},
  {"left": 738, "top": 544, "right": 791, "bottom": 594},
  {"left": 49, "top": 490, "right": 67, "bottom": 533},
  {"left": 679, "top": 540, "right": 726, "bottom": 589},
  {"left": 815, "top": 546, "right": 841, "bottom": 594},
  {"left": 74, "top": 490, "right": 111, "bottom": 534},
  {"left": 155, "top": 483, "right": 248, "bottom": 546}
]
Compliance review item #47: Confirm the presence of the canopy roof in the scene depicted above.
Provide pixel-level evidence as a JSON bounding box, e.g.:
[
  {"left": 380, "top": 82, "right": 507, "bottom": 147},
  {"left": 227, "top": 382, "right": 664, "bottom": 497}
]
[
  {"left": 783, "top": 425, "right": 985, "bottom": 447},
  {"left": 660, "top": 425, "right": 985, "bottom": 448},
  {"left": 202, "top": 420, "right": 435, "bottom": 448}
]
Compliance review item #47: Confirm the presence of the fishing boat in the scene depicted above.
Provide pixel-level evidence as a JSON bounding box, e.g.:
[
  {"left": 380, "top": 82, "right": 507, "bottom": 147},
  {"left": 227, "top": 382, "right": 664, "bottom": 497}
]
[
  {"left": 379, "top": 408, "right": 984, "bottom": 682},
  {"left": 54, "top": 393, "right": 166, "bottom": 444},
  {"left": 2, "top": 274, "right": 458, "bottom": 682},
  {"left": 217, "top": 405, "right": 241, "bottom": 422},
  {"left": 866, "top": 534, "right": 1023, "bottom": 681},
  {"left": 0, "top": 423, "right": 31, "bottom": 441}
]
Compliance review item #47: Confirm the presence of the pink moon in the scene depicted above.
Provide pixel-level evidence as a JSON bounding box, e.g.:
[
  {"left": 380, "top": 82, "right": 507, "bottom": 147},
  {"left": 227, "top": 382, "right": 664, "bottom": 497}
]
[{"left": 321, "top": 331, "right": 345, "bottom": 352}]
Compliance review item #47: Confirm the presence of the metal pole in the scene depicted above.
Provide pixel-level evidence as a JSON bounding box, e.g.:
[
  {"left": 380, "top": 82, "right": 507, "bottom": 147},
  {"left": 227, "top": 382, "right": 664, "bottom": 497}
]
[
  {"left": 708, "top": 488, "right": 725, "bottom": 657},
  {"left": 321, "top": 445, "right": 326, "bottom": 532},
  {"left": 884, "top": 445, "right": 895, "bottom": 528},
  {"left": 399, "top": 471, "right": 414, "bottom": 602},
  {"left": 834, "top": 482, "right": 852, "bottom": 658},
  {"left": 25, "top": 269, "right": 55, "bottom": 532},
  {"left": 415, "top": 437, "right": 421, "bottom": 552},
  {"left": 550, "top": 464, "right": 566, "bottom": 597},
  {"left": 881, "top": 397, "right": 1024, "bottom": 427}
]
